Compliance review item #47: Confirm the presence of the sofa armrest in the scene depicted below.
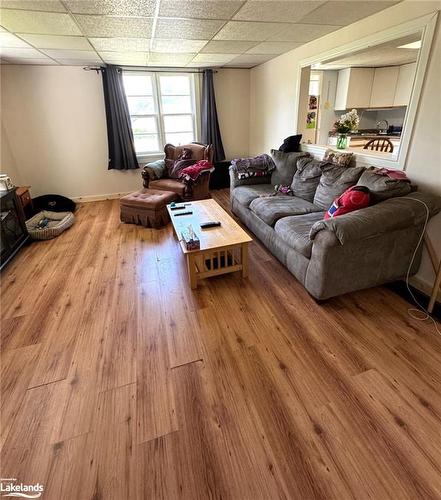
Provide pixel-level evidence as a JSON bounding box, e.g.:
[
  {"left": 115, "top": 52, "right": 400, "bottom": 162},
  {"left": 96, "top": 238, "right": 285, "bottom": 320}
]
[
  {"left": 309, "top": 192, "right": 441, "bottom": 245},
  {"left": 229, "top": 164, "right": 271, "bottom": 189}
]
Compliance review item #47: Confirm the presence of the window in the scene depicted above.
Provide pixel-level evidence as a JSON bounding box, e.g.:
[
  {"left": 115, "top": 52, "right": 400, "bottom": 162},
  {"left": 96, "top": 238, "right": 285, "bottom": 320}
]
[{"left": 123, "top": 72, "right": 197, "bottom": 156}]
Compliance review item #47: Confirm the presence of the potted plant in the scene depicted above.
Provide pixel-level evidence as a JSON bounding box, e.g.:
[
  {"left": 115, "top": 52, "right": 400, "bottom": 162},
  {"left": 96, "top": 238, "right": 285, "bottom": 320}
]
[{"left": 333, "top": 109, "right": 360, "bottom": 149}]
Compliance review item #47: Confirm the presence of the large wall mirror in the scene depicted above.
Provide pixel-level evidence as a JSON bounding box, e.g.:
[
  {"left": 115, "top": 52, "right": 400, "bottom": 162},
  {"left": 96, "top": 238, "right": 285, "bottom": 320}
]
[{"left": 296, "top": 12, "right": 438, "bottom": 170}]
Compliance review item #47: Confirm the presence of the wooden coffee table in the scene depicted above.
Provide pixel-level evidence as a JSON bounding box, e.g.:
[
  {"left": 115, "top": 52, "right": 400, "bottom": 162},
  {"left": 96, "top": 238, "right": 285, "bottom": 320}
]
[{"left": 167, "top": 199, "right": 252, "bottom": 289}]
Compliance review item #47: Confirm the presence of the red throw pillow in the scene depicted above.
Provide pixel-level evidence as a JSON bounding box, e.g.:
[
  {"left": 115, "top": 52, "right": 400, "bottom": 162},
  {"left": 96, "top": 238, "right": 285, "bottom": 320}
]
[{"left": 325, "top": 186, "right": 370, "bottom": 219}]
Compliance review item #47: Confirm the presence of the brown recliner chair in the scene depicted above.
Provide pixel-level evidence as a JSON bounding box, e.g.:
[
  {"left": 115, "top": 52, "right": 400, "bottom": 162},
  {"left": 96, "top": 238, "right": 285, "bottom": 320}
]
[{"left": 142, "top": 143, "right": 214, "bottom": 201}]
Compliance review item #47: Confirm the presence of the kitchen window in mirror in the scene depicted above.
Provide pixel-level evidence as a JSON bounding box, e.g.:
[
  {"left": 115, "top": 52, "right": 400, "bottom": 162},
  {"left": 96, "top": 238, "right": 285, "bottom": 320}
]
[{"left": 295, "top": 12, "right": 438, "bottom": 169}]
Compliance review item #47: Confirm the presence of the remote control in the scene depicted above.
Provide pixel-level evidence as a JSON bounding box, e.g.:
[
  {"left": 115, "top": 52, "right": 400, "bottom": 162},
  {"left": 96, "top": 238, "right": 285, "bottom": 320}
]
[
  {"left": 174, "top": 211, "right": 193, "bottom": 217},
  {"left": 200, "top": 221, "right": 221, "bottom": 228}
]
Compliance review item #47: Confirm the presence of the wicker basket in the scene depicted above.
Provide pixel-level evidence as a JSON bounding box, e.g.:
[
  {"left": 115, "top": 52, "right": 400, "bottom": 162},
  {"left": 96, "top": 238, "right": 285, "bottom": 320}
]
[{"left": 26, "top": 210, "right": 75, "bottom": 240}]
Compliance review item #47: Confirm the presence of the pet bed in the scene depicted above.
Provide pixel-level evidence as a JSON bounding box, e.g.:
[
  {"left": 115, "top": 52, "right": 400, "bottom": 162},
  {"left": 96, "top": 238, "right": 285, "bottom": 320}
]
[{"left": 26, "top": 210, "right": 75, "bottom": 240}]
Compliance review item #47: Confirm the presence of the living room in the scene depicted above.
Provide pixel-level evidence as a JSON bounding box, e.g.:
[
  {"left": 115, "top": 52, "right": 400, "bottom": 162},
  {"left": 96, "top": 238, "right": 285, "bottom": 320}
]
[{"left": 1, "top": 0, "right": 441, "bottom": 498}]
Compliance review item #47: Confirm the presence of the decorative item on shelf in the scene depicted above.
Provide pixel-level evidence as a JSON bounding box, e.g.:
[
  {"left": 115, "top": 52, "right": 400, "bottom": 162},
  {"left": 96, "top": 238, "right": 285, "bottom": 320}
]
[
  {"left": 0, "top": 174, "right": 14, "bottom": 191},
  {"left": 333, "top": 109, "right": 360, "bottom": 150}
]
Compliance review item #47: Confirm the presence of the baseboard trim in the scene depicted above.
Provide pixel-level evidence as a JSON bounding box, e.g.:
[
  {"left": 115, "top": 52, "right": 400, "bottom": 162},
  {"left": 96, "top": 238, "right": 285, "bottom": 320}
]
[{"left": 71, "top": 192, "right": 132, "bottom": 203}]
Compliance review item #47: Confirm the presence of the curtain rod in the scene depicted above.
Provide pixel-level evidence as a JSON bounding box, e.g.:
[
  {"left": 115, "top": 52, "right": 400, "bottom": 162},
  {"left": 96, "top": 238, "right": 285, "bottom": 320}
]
[{"left": 83, "top": 66, "right": 217, "bottom": 74}]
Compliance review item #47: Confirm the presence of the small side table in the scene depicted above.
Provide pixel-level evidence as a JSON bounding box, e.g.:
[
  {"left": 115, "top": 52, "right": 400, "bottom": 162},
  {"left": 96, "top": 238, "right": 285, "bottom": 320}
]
[{"left": 16, "top": 186, "right": 33, "bottom": 219}]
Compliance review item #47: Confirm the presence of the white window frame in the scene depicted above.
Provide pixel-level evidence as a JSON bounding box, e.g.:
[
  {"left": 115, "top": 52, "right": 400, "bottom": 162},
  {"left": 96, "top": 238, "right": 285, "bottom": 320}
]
[{"left": 123, "top": 71, "right": 199, "bottom": 162}]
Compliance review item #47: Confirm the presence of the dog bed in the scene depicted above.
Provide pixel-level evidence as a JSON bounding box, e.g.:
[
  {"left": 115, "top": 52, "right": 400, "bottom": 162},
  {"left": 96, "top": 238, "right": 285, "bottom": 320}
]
[{"left": 26, "top": 210, "right": 75, "bottom": 240}]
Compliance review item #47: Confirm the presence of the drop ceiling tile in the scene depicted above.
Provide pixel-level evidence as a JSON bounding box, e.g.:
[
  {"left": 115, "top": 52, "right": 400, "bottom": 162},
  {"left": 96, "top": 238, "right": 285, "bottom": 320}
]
[
  {"left": 192, "top": 53, "right": 238, "bottom": 63},
  {"left": 155, "top": 18, "right": 224, "bottom": 40},
  {"left": 2, "top": 57, "right": 59, "bottom": 64},
  {"left": 303, "top": 1, "right": 400, "bottom": 26},
  {"left": 55, "top": 58, "right": 101, "bottom": 65},
  {"left": 148, "top": 52, "right": 195, "bottom": 66},
  {"left": 270, "top": 23, "right": 339, "bottom": 42},
  {"left": 41, "top": 49, "right": 101, "bottom": 61},
  {"left": 214, "top": 21, "right": 284, "bottom": 41},
  {"left": 65, "top": 0, "right": 156, "bottom": 16},
  {"left": 234, "top": 0, "right": 325, "bottom": 23},
  {"left": 0, "top": 1, "right": 67, "bottom": 12},
  {"left": 74, "top": 15, "right": 152, "bottom": 37},
  {"left": 224, "top": 62, "right": 254, "bottom": 68},
  {"left": 0, "top": 47, "right": 44, "bottom": 58},
  {"left": 99, "top": 51, "right": 148, "bottom": 64},
  {"left": 0, "top": 32, "right": 31, "bottom": 48},
  {"left": 18, "top": 34, "right": 92, "bottom": 50},
  {"left": 247, "top": 41, "right": 300, "bottom": 54},
  {"left": 151, "top": 38, "right": 207, "bottom": 53},
  {"left": 159, "top": 0, "right": 244, "bottom": 20},
  {"left": 0, "top": 9, "right": 81, "bottom": 35},
  {"left": 186, "top": 61, "right": 211, "bottom": 67},
  {"left": 200, "top": 40, "right": 256, "bottom": 53},
  {"left": 228, "top": 53, "right": 273, "bottom": 65},
  {"left": 90, "top": 37, "right": 149, "bottom": 52},
  {"left": 188, "top": 61, "right": 225, "bottom": 67}
]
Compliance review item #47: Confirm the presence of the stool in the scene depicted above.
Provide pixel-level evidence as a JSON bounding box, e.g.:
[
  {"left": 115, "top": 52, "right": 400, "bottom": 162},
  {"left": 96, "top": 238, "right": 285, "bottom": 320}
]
[{"left": 120, "top": 189, "right": 178, "bottom": 228}]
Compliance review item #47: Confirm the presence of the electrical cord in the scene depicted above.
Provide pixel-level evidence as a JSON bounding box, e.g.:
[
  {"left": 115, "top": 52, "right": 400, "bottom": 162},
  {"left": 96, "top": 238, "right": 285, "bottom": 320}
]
[{"left": 404, "top": 197, "right": 441, "bottom": 337}]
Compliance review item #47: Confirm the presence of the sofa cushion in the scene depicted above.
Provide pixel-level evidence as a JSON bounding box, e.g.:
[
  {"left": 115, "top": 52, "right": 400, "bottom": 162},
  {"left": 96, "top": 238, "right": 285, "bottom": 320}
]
[
  {"left": 231, "top": 184, "right": 274, "bottom": 207},
  {"left": 291, "top": 157, "right": 329, "bottom": 202},
  {"left": 270, "top": 150, "right": 309, "bottom": 186},
  {"left": 313, "top": 164, "right": 365, "bottom": 210},
  {"left": 249, "top": 195, "right": 322, "bottom": 226},
  {"left": 274, "top": 212, "right": 325, "bottom": 258},
  {"left": 149, "top": 179, "right": 186, "bottom": 197},
  {"left": 356, "top": 167, "right": 412, "bottom": 203}
]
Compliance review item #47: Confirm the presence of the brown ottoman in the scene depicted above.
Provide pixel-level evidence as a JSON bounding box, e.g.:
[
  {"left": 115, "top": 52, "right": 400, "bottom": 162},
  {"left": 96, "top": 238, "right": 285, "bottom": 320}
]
[{"left": 120, "top": 189, "right": 178, "bottom": 228}]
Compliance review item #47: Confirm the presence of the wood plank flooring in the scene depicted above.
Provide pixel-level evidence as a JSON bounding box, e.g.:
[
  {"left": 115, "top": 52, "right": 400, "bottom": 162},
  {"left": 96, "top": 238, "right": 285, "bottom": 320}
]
[{"left": 1, "top": 189, "right": 441, "bottom": 500}]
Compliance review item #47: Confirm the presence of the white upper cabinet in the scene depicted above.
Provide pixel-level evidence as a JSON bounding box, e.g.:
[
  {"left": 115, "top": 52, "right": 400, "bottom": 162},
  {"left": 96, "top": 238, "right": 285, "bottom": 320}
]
[
  {"left": 334, "top": 68, "right": 374, "bottom": 110},
  {"left": 334, "top": 63, "right": 415, "bottom": 110},
  {"left": 369, "top": 66, "right": 399, "bottom": 108},
  {"left": 393, "top": 62, "right": 417, "bottom": 106}
]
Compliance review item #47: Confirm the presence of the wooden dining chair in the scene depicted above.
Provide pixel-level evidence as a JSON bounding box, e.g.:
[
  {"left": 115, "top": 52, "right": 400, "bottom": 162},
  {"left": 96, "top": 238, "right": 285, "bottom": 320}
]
[{"left": 363, "top": 138, "right": 394, "bottom": 153}]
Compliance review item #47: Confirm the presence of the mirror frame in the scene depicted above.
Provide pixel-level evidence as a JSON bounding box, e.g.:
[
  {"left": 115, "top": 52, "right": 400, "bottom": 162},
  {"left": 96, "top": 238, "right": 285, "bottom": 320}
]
[{"left": 294, "top": 11, "right": 438, "bottom": 170}]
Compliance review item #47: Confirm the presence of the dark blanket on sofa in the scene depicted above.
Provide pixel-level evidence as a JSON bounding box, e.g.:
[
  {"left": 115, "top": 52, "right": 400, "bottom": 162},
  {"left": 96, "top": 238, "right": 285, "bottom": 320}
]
[{"left": 231, "top": 154, "right": 275, "bottom": 180}]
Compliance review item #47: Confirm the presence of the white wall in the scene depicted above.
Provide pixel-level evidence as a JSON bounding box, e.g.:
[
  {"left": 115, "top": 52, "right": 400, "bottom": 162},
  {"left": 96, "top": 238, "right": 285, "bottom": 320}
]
[
  {"left": 1, "top": 120, "right": 22, "bottom": 186},
  {"left": 0, "top": 66, "right": 250, "bottom": 199},
  {"left": 214, "top": 68, "right": 250, "bottom": 160}
]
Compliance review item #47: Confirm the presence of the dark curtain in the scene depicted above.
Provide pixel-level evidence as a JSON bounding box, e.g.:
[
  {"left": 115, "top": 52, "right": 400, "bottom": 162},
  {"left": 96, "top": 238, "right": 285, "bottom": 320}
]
[
  {"left": 201, "top": 69, "right": 225, "bottom": 162},
  {"left": 102, "top": 65, "right": 139, "bottom": 170}
]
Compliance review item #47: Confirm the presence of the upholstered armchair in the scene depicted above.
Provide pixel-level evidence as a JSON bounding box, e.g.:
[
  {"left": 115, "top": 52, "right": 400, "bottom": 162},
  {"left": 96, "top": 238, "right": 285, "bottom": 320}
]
[{"left": 142, "top": 143, "right": 214, "bottom": 201}]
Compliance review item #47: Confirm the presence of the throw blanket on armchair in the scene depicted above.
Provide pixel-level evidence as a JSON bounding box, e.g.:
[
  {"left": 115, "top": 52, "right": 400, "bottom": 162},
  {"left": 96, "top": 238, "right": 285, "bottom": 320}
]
[
  {"left": 232, "top": 154, "right": 275, "bottom": 180},
  {"left": 181, "top": 160, "right": 214, "bottom": 182}
]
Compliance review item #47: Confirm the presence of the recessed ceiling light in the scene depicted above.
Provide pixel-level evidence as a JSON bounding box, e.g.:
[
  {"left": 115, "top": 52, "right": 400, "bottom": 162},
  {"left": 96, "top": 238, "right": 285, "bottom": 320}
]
[{"left": 397, "top": 40, "right": 421, "bottom": 50}]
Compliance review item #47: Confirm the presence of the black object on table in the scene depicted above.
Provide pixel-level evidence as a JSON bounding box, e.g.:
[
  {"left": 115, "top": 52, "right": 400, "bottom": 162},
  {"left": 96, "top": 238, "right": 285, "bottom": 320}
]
[
  {"left": 209, "top": 160, "right": 231, "bottom": 190},
  {"left": 200, "top": 221, "right": 221, "bottom": 229},
  {"left": 174, "top": 211, "right": 193, "bottom": 217},
  {"left": 1, "top": 189, "right": 29, "bottom": 270}
]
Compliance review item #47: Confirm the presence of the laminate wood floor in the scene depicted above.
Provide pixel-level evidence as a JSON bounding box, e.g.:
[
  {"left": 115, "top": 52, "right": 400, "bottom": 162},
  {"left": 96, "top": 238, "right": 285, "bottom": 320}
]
[{"left": 1, "top": 189, "right": 441, "bottom": 500}]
